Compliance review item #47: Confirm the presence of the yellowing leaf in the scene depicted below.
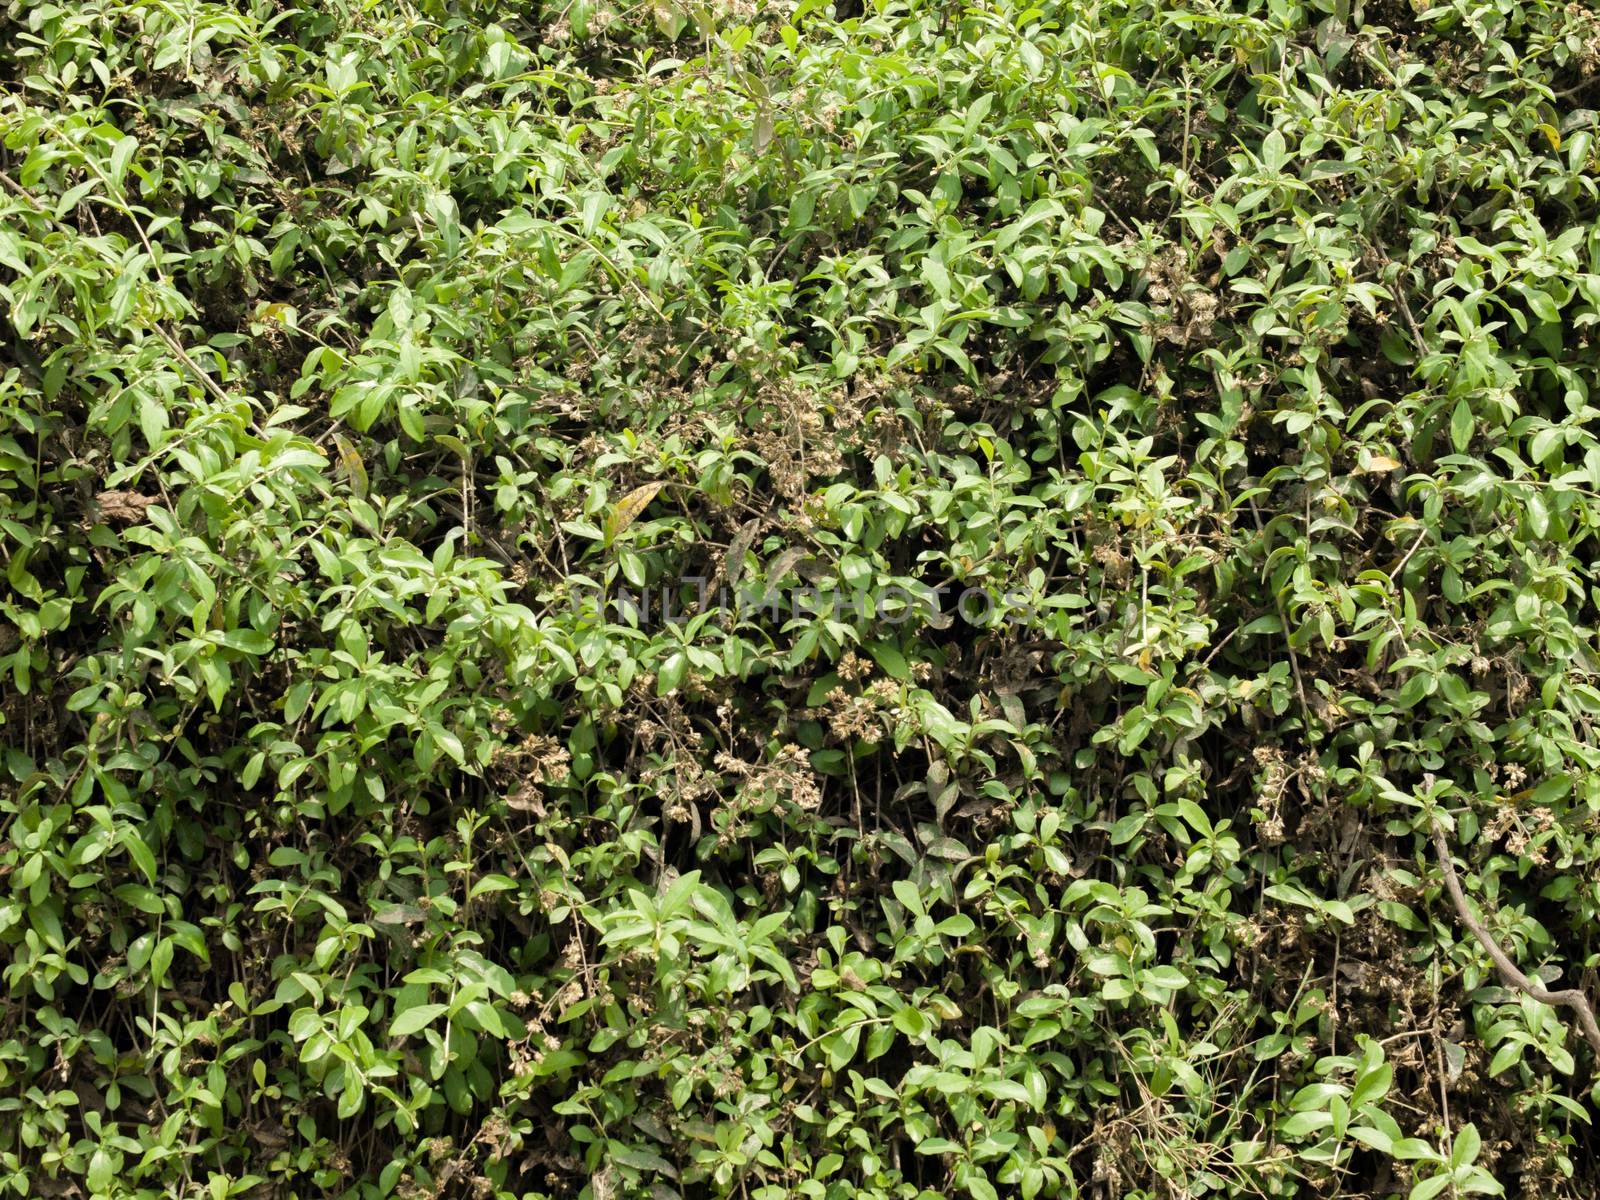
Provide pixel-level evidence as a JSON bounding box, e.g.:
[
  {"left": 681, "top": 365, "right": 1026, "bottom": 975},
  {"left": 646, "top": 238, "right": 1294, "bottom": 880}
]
[
  {"left": 255, "top": 301, "right": 295, "bottom": 326},
  {"left": 608, "top": 481, "right": 664, "bottom": 539},
  {"left": 332, "top": 433, "right": 368, "bottom": 500}
]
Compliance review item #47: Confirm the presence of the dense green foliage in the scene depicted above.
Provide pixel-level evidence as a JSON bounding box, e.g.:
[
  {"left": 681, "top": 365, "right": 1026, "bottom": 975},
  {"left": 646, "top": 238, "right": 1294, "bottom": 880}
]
[{"left": 6, "top": 0, "right": 1600, "bottom": 1196}]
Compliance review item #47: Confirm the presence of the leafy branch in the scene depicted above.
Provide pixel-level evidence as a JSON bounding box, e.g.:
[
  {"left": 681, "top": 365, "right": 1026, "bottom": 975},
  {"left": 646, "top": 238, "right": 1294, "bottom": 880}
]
[{"left": 1431, "top": 822, "right": 1600, "bottom": 1061}]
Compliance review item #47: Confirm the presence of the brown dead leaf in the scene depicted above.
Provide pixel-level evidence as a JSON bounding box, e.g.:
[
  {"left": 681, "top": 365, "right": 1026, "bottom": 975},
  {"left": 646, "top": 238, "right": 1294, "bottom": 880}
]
[{"left": 95, "top": 491, "right": 155, "bottom": 525}]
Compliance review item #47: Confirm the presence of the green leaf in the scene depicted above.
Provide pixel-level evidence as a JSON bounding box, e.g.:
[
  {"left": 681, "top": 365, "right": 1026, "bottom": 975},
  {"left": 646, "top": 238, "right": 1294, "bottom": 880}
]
[
  {"left": 1450, "top": 1123, "right": 1482, "bottom": 1169},
  {"left": 390, "top": 1003, "right": 448, "bottom": 1038},
  {"left": 892, "top": 1006, "right": 929, "bottom": 1037},
  {"left": 826, "top": 1022, "right": 862, "bottom": 1070},
  {"left": 1487, "top": 1041, "right": 1523, "bottom": 1077},
  {"left": 865, "top": 640, "right": 911, "bottom": 681},
  {"left": 1142, "top": 965, "right": 1187, "bottom": 991},
  {"left": 658, "top": 651, "right": 688, "bottom": 696},
  {"left": 122, "top": 830, "right": 158, "bottom": 885},
  {"left": 1450, "top": 399, "right": 1474, "bottom": 453}
]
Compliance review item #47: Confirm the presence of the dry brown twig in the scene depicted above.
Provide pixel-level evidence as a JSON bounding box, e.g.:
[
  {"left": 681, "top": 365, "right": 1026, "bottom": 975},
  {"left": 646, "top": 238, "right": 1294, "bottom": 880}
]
[{"left": 1431, "top": 822, "right": 1600, "bottom": 1060}]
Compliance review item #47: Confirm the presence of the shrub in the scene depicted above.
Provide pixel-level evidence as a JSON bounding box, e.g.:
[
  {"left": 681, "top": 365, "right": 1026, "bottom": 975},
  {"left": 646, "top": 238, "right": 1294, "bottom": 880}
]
[{"left": 4, "top": 0, "right": 1600, "bottom": 1197}]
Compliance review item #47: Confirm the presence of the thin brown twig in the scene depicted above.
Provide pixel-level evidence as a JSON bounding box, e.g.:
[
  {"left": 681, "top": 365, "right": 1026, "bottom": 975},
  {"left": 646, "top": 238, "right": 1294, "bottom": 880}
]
[
  {"left": 1431, "top": 822, "right": 1600, "bottom": 1061},
  {"left": 153, "top": 325, "right": 234, "bottom": 407},
  {"left": 1393, "top": 282, "right": 1428, "bottom": 357},
  {"left": 1388, "top": 524, "right": 1430, "bottom": 580}
]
